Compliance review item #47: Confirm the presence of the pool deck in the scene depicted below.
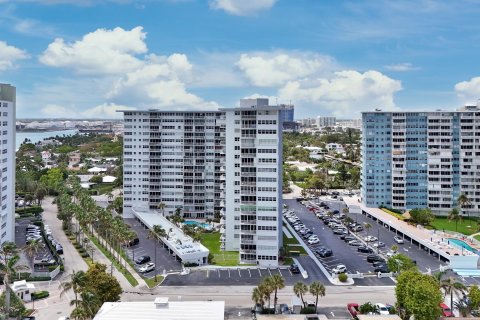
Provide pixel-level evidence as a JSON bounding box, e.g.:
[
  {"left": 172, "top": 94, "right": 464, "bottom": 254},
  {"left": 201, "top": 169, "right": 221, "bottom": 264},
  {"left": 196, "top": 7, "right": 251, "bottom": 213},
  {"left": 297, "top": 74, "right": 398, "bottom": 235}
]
[{"left": 344, "top": 197, "right": 477, "bottom": 260}]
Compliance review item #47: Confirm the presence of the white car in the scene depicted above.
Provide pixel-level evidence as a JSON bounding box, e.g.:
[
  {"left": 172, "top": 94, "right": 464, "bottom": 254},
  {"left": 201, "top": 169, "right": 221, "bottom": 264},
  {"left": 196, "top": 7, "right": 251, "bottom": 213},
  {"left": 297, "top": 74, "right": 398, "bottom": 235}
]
[
  {"left": 373, "top": 242, "right": 385, "bottom": 248},
  {"left": 375, "top": 303, "right": 389, "bottom": 315},
  {"left": 364, "top": 236, "right": 378, "bottom": 242},
  {"left": 394, "top": 236, "right": 404, "bottom": 244},
  {"left": 307, "top": 238, "right": 320, "bottom": 245},
  {"left": 139, "top": 262, "right": 155, "bottom": 273},
  {"left": 332, "top": 264, "right": 347, "bottom": 274}
]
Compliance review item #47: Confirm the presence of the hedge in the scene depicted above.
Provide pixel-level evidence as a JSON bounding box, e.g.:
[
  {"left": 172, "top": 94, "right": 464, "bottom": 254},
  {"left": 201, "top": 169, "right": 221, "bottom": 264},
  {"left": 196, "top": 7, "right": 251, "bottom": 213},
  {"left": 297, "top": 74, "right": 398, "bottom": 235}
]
[
  {"left": 32, "top": 291, "right": 49, "bottom": 300},
  {"left": 26, "top": 276, "right": 51, "bottom": 282},
  {"left": 15, "top": 206, "right": 43, "bottom": 215},
  {"left": 80, "top": 252, "right": 90, "bottom": 258},
  {"left": 300, "top": 307, "right": 316, "bottom": 314}
]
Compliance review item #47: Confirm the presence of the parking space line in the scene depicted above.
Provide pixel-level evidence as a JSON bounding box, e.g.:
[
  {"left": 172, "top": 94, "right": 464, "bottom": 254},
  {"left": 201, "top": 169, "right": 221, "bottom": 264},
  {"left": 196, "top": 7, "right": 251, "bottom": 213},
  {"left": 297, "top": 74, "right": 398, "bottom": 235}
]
[
  {"left": 257, "top": 268, "right": 261, "bottom": 276},
  {"left": 268, "top": 268, "right": 272, "bottom": 276},
  {"left": 218, "top": 269, "right": 221, "bottom": 278},
  {"left": 248, "top": 268, "right": 251, "bottom": 277},
  {"left": 228, "top": 269, "right": 231, "bottom": 278},
  {"left": 238, "top": 268, "right": 241, "bottom": 277},
  {"left": 206, "top": 270, "right": 209, "bottom": 278}
]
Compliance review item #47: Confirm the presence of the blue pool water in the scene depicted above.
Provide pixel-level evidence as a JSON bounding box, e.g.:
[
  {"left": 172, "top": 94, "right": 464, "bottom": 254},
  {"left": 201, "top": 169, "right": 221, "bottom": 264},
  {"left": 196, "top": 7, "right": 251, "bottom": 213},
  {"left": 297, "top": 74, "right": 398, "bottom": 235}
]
[
  {"left": 184, "top": 220, "right": 211, "bottom": 229},
  {"left": 448, "top": 238, "right": 476, "bottom": 253}
]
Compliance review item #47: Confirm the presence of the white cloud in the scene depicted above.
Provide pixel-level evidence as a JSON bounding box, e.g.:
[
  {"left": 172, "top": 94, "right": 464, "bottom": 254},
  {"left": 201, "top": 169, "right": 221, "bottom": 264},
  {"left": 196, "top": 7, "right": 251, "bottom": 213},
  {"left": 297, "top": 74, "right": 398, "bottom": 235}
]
[
  {"left": 209, "top": 0, "right": 276, "bottom": 16},
  {"left": 278, "top": 70, "right": 402, "bottom": 117},
  {"left": 455, "top": 77, "right": 480, "bottom": 102},
  {"left": 385, "top": 62, "right": 419, "bottom": 72},
  {"left": 0, "top": 41, "right": 29, "bottom": 71},
  {"left": 39, "top": 26, "right": 147, "bottom": 75},
  {"left": 40, "top": 102, "right": 133, "bottom": 118},
  {"left": 236, "top": 52, "right": 335, "bottom": 87}
]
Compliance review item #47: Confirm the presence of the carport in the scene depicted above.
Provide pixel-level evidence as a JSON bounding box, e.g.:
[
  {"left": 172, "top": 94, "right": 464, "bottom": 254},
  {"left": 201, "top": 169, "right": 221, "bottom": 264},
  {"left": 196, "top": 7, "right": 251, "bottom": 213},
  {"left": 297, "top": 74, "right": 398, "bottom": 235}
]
[{"left": 132, "top": 209, "right": 209, "bottom": 265}]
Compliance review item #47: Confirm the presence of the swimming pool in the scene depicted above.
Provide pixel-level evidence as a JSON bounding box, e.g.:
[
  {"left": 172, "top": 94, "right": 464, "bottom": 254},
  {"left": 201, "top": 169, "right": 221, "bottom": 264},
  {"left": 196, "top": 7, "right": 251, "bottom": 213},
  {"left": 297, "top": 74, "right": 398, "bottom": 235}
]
[
  {"left": 448, "top": 238, "right": 476, "bottom": 253},
  {"left": 184, "top": 220, "right": 211, "bottom": 229}
]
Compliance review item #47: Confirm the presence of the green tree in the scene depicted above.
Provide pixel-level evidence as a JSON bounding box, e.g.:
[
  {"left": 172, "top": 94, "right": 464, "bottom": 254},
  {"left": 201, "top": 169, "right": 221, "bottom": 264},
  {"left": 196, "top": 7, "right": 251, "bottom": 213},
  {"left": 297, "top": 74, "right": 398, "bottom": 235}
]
[
  {"left": 309, "top": 281, "right": 326, "bottom": 312},
  {"left": 84, "top": 263, "right": 122, "bottom": 304},
  {"left": 59, "top": 270, "right": 87, "bottom": 309},
  {"left": 147, "top": 225, "right": 167, "bottom": 281},
  {"left": 90, "top": 175, "right": 103, "bottom": 184},
  {"left": 468, "top": 285, "right": 480, "bottom": 310},
  {"left": 409, "top": 207, "right": 435, "bottom": 226},
  {"left": 23, "top": 239, "right": 45, "bottom": 259},
  {"left": 259, "top": 277, "right": 274, "bottom": 310},
  {"left": 457, "top": 193, "right": 471, "bottom": 218},
  {"left": 0, "top": 242, "right": 22, "bottom": 317},
  {"left": 387, "top": 253, "right": 416, "bottom": 273},
  {"left": 396, "top": 270, "right": 442, "bottom": 320},
  {"left": 251, "top": 287, "right": 264, "bottom": 309},
  {"left": 440, "top": 276, "right": 466, "bottom": 312},
  {"left": 39, "top": 167, "right": 65, "bottom": 194},
  {"left": 269, "top": 274, "right": 285, "bottom": 312},
  {"left": 293, "top": 281, "right": 308, "bottom": 307},
  {"left": 448, "top": 207, "right": 462, "bottom": 232}
]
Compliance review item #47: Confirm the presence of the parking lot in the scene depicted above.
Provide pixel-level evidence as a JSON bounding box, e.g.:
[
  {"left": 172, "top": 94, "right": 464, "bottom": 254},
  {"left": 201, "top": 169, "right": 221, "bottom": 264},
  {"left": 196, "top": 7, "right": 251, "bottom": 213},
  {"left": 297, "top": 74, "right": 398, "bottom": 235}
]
[
  {"left": 162, "top": 266, "right": 306, "bottom": 286},
  {"left": 285, "top": 197, "right": 447, "bottom": 277},
  {"left": 124, "top": 218, "right": 182, "bottom": 278}
]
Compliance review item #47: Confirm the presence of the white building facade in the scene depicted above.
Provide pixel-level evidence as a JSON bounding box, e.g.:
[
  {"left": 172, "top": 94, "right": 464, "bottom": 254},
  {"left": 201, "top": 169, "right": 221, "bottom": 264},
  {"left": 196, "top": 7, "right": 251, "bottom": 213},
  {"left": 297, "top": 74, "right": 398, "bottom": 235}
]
[
  {"left": 0, "top": 84, "right": 15, "bottom": 242},
  {"left": 316, "top": 116, "right": 336, "bottom": 128},
  {"left": 120, "top": 98, "right": 282, "bottom": 266}
]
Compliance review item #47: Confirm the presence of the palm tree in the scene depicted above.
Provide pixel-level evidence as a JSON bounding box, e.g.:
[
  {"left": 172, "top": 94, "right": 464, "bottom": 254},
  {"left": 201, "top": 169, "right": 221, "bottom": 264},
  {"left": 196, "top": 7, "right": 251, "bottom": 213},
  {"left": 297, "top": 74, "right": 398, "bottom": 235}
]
[
  {"left": 309, "top": 281, "right": 326, "bottom": 312},
  {"left": 457, "top": 193, "right": 471, "bottom": 219},
  {"left": 23, "top": 239, "right": 45, "bottom": 259},
  {"left": 448, "top": 207, "right": 462, "bottom": 232},
  {"left": 364, "top": 223, "right": 372, "bottom": 239},
  {"left": 157, "top": 202, "right": 166, "bottom": 216},
  {"left": 440, "top": 276, "right": 467, "bottom": 311},
  {"left": 259, "top": 277, "right": 274, "bottom": 310},
  {"left": 147, "top": 225, "right": 166, "bottom": 281},
  {"left": 269, "top": 274, "right": 285, "bottom": 313},
  {"left": 251, "top": 287, "right": 264, "bottom": 309},
  {"left": 293, "top": 281, "right": 309, "bottom": 307},
  {"left": 0, "top": 241, "right": 19, "bottom": 317},
  {"left": 70, "top": 291, "right": 101, "bottom": 319},
  {"left": 59, "top": 270, "right": 87, "bottom": 309}
]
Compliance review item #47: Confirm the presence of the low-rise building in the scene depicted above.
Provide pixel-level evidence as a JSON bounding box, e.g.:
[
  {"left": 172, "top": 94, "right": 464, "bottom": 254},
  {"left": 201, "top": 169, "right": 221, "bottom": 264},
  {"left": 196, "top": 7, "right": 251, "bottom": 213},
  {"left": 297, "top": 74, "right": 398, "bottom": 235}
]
[
  {"left": 94, "top": 297, "right": 224, "bottom": 320},
  {"left": 12, "top": 280, "right": 35, "bottom": 302}
]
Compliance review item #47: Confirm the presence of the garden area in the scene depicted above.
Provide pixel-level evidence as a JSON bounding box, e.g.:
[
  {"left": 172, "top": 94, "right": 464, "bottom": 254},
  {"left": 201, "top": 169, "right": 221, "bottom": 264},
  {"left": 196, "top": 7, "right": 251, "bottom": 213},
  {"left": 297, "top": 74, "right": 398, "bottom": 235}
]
[
  {"left": 200, "top": 232, "right": 239, "bottom": 266},
  {"left": 282, "top": 233, "right": 307, "bottom": 265},
  {"left": 430, "top": 216, "right": 480, "bottom": 236}
]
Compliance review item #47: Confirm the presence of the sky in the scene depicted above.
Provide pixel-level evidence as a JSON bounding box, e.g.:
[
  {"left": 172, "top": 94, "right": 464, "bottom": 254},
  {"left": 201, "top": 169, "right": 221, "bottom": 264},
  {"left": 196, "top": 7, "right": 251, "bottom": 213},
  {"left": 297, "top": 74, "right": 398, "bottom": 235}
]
[{"left": 1, "top": 0, "right": 480, "bottom": 119}]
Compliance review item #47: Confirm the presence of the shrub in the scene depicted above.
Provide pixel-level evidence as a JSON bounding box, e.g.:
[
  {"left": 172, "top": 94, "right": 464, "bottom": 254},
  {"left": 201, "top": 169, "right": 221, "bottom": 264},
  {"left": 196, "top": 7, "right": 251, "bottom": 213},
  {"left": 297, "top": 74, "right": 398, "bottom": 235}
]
[
  {"left": 359, "top": 302, "right": 376, "bottom": 314},
  {"left": 183, "top": 262, "right": 199, "bottom": 267},
  {"left": 261, "top": 308, "right": 275, "bottom": 314},
  {"left": 32, "top": 291, "right": 49, "bottom": 300},
  {"left": 338, "top": 273, "right": 348, "bottom": 282},
  {"left": 32, "top": 221, "right": 43, "bottom": 227},
  {"left": 80, "top": 252, "right": 89, "bottom": 258},
  {"left": 15, "top": 206, "right": 43, "bottom": 215},
  {"left": 300, "top": 307, "right": 316, "bottom": 314},
  {"left": 26, "top": 276, "right": 51, "bottom": 282}
]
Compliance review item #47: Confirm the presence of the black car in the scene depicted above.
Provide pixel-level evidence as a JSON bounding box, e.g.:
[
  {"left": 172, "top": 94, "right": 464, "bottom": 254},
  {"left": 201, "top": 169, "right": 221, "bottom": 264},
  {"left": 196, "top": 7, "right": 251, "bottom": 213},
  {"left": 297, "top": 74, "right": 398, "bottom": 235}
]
[
  {"left": 357, "top": 246, "right": 374, "bottom": 253},
  {"left": 126, "top": 237, "right": 140, "bottom": 247},
  {"left": 367, "top": 254, "right": 385, "bottom": 263},
  {"left": 135, "top": 255, "right": 151, "bottom": 265},
  {"left": 344, "top": 235, "right": 356, "bottom": 242},
  {"left": 317, "top": 248, "right": 333, "bottom": 258},
  {"left": 289, "top": 264, "right": 300, "bottom": 274},
  {"left": 374, "top": 265, "right": 389, "bottom": 273},
  {"left": 340, "top": 233, "right": 349, "bottom": 240},
  {"left": 372, "top": 261, "right": 386, "bottom": 268}
]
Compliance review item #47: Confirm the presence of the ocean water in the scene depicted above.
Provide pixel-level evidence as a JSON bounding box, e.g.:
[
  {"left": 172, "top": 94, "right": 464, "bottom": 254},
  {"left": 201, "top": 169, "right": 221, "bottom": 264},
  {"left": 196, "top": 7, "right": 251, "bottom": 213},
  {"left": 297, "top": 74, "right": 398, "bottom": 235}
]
[{"left": 16, "top": 129, "right": 78, "bottom": 150}]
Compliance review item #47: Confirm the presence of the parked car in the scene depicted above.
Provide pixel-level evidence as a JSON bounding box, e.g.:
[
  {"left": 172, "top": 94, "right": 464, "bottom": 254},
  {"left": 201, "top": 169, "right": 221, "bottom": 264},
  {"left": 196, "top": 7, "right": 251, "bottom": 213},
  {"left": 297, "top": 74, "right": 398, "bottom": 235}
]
[
  {"left": 375, "top": 303, "right": 389, "bottom": 315},
  {"left": 440, "top": 303, "right": 454, "bottom": 317},
  {"left": 373, "top": 242, "right": 385, "bottom": 248},
  {"left": 372, "top": 261, "right": 386, "bottom": 268},
  {"left": 127, "top": 238, "right": 140, "bottom": 247},
  {"left": 289, "top": 264, "right": 300, "bottom": 274},
  {"left": 364, "top": 236, "right": 378, "bottom": 242},
  {"left": 358, "top": 246, "right": 374, "bottom": 254},
  {"left": 278, "top": 303, "right": 291, "bottom": 314},
  {"left": 332, "top": 264, "right": 347, "bottom": 274},
  {"left": 394, "top": 236, "right": 404, "bottom": 244},
  {"left": 333, "top": 228, "right": 347, "bottom": 235},
  {"left": 367, "top": 254, "right": 385, "bottom": 263},
  {"left": 344, "top": 235, "right": 356, "bottom": 242},
  {"left": 135, "top": 255, "right": 151, "bottom": 265},
  {"left": 316, "top": 248, "right": 333, "bottom": 258},
  {"left": 139, "top": 262, "right": 155, "bottom": 273},
  {"left": 307, "top": 238, "right": 320, "bottom": 245},
  {"left": 352, "top": 225, "right": 363, "bottom": 232},
  {"left": 347, "top": 303, "right": 359, "bottom": 317},
  {"left": 374, "top": 265, "right": 389, "bottom": 273},
  {"left": 56, "top": 244, "right": 63, "bottom": 254},
  {"left": 348, "top": 240, "right": 362, "bottom": 246}
]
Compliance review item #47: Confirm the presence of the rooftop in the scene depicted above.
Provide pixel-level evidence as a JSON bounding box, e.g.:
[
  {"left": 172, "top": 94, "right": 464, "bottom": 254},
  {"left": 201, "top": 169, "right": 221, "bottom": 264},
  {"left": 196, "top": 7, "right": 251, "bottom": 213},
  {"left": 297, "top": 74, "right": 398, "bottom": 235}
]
[{"left": 93, "top": 298, "right": 224, "bottom": 320}]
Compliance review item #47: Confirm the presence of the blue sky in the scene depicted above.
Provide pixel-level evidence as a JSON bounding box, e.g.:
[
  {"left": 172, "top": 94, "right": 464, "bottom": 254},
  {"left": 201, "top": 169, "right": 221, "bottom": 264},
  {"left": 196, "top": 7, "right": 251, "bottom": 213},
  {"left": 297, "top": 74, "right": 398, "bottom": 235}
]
[{"left": 1, "top": 0, "right": 480, "bottom": 119}]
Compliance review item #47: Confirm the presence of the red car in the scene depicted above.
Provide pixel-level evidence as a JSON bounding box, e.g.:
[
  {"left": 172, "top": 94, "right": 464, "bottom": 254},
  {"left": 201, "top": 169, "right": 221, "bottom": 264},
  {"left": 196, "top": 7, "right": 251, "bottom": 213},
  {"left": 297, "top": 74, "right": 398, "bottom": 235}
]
[
  {"left": 347, "top": 303, "right": 359, "bottom": 318},
  {"left": 440, "top": 303, "right": 453, "bottom": 317}
]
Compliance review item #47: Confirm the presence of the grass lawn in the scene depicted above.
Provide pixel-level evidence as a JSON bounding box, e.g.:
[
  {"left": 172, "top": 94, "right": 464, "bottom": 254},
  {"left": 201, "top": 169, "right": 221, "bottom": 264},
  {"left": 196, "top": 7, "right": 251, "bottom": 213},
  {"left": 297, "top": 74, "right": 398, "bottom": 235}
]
[
  {"left": 282, "top": 233, "right": 307, "bottom": 256},
  {"left": 430, "top": 216, "right": 479, "bottom": 236},
  {"left": 143, "top": 276, "right": 164, "bottom": 288},
  {"left": 381, "top": 208, "right": 405, "bottom": 221},
  {"left": 200, "top": 232, "right": 239, "bottom": 266},
  {"left": 475, "top": 235, "right": 480, "bottom": 242}
]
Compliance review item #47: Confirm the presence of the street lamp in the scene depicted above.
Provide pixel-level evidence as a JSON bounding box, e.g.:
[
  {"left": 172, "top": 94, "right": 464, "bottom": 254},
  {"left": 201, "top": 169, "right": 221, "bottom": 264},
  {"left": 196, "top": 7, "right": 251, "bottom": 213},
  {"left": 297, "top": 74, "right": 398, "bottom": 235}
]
[{"left": 377, "top": 229, "right": 380, "bottom": 254}]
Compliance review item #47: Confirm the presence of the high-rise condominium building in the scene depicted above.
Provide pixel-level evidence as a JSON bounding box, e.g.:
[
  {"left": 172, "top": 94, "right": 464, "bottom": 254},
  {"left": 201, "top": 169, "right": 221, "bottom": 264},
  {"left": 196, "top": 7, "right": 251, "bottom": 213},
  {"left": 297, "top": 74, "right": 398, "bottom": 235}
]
[
  {"left": 0, "top": 84, "right": 16, "bottom": 242},
  {"left": 120, "top": 98, "right": 283, "bottom": 266},
  {"left": 361, "top": 104, "right": 480, "bottom": 216},
  {"left": 316, "top": 116, "right": 336, "bottom": 128}
]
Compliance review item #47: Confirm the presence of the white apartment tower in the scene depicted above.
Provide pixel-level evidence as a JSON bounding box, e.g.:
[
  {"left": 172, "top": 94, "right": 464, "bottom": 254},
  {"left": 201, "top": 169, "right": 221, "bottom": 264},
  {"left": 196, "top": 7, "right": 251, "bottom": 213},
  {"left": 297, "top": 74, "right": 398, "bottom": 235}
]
[
  {"left": 120, "top": 98, "right": 283, "bottom": 266},
  {"left": 0, "top": 84, "right": 16, "bottom": 242}
]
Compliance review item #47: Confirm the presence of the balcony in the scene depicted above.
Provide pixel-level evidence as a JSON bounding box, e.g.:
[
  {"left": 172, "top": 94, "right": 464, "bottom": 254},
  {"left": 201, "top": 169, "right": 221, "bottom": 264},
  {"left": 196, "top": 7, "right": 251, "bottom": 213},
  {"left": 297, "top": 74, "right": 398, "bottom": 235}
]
[
  {"left": 240, "top": 230, "right": 256, "bottom": 235},
  {"left": 240, "top": 249, "right": 257, "bottom": 254}
]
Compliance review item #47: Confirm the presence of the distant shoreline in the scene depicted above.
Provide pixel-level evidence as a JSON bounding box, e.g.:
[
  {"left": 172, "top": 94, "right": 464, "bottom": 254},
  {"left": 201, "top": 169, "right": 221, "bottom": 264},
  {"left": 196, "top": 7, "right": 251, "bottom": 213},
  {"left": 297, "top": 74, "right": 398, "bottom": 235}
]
[{"left": 16, "top": 128, "right": 70, "bottom": 133}]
